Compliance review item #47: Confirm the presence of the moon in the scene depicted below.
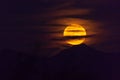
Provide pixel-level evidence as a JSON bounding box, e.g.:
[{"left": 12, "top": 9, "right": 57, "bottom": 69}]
[{"left": 63, "top": 24, "right": 87, "bottom": 45}]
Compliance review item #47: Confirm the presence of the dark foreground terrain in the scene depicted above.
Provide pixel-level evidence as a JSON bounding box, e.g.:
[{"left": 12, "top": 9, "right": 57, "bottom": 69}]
[{"left": 0, "top": 44, "right": 120, "bottom": 80}]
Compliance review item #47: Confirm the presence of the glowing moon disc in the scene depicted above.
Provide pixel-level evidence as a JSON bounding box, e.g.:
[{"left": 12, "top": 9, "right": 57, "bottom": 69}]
[{"left": 63, "top": 24, "right": 87, "bottom": 45}]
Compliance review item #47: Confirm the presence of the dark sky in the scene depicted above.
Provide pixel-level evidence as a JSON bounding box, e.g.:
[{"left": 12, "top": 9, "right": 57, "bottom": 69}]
[{"left": 0, "top": 0, "right": 120, "bottom": 54}]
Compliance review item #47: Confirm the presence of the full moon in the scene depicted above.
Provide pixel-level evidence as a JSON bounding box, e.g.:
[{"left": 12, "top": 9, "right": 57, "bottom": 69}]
[{"left": 63, "top": 24, "right": 87, "bottom": 45}]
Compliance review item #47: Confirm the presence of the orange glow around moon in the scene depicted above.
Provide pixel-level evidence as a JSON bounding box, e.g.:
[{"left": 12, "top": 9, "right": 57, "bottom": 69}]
[{"left": 63, "top": 24, "right": 87, "bottom": 45}]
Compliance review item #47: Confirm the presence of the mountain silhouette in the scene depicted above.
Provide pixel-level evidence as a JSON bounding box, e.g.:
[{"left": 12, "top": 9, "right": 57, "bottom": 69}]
[
  {"left": 46, "top": 44, "right": 112, "bottom": 80},
  {"left": 0, "top": 44, "right": 116, "bottom": 80}
]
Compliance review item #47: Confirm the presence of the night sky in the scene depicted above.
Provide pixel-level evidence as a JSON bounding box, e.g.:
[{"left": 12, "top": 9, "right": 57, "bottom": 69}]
[
  {"left": 0, "top": 0, "right": 120, "bottom": 55},
  {"left": 0, "top": 0, "right": 120, "bottom": 80}
]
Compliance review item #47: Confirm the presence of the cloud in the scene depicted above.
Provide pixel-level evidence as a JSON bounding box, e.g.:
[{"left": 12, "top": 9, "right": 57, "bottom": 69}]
[{"left": 51, "top": 34, "right": 96, "bottom": 41}]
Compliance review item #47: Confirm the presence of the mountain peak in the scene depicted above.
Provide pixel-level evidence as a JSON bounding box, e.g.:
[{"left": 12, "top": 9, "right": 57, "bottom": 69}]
[
  {"left": 62, "top": 44, "right": 97, "bottom": 53},
  {"left": 71, "top": 43, "right": 90, "bottom": 49},
  {"left": 52, "top": 44, "right": 103, "bottom": 59}
]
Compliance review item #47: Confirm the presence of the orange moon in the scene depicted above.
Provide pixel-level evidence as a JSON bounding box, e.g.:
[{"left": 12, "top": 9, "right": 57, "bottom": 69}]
[{"left": 63, "top": 24, "right": 87, "bottom": 45}]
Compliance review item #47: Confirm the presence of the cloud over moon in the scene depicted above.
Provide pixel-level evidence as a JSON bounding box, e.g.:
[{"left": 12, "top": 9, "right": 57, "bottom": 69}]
[{"left": 0, "top": 0, "right": 119, "bottom": 55}]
